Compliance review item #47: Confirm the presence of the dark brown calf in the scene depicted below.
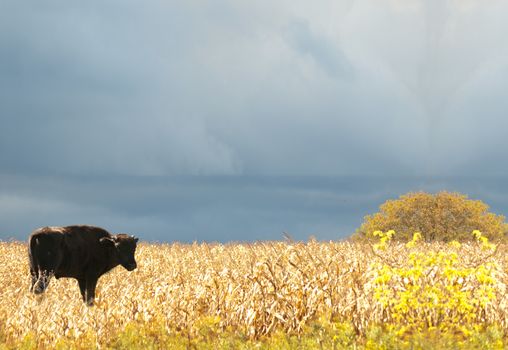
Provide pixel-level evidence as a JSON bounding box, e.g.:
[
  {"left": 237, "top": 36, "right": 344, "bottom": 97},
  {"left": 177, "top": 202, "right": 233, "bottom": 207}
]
[{"left": 28, "top": 225, "right": 138, "bottom": 306}]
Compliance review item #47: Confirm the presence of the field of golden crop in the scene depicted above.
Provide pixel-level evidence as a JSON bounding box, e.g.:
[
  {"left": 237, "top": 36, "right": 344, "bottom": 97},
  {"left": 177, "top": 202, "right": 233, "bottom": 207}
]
[{"left": 2, "top": 239, "right": 508, "bottom": 349}]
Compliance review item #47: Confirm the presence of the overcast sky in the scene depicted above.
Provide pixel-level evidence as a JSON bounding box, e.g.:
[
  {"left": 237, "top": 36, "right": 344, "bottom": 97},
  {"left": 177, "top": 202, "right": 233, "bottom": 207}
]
[{"left": 1, "top": 1, "right": 508, "bottom": 241}]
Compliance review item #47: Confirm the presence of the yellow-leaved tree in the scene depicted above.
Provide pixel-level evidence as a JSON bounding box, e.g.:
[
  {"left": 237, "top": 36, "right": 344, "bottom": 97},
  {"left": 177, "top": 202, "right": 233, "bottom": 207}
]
[{"left": 354, "top": 191, "right": 508, "bottom": 242}]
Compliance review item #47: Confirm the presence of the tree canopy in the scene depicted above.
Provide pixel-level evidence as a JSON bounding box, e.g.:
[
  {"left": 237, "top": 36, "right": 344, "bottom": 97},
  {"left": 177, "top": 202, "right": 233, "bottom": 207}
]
[{"left": 354, "top": 191, "right": 508, "bottom": 242}]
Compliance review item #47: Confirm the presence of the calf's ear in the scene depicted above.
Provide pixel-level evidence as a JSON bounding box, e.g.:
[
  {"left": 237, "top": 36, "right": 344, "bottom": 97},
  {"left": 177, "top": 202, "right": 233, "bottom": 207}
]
[{"left": 99, "top": 237, "right": 116, "bottom": 247}]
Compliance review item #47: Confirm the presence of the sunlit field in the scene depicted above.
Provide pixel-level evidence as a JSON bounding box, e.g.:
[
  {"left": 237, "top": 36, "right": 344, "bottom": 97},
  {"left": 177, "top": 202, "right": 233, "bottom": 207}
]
[{"left": 1, "top": 236, "right": 508, "bottom": 349}]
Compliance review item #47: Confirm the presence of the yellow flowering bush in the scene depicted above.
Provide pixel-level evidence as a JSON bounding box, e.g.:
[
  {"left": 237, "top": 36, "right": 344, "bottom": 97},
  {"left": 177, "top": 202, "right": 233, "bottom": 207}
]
[{"left": 370, "top": 230, "right": 502, "bottom": 339}]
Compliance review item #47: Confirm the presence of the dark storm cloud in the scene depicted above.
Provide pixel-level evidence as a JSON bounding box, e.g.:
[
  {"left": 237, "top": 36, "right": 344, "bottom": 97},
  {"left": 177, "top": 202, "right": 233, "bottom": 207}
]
[
  {"left": 0, "top": 174, "right": 375, "bottom": 241},
  {"left": 3, "top": 174, "right": 508, "bottom": 242}
]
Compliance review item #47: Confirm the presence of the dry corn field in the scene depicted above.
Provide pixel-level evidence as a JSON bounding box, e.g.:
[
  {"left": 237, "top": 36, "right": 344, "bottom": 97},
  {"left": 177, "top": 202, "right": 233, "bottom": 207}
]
[{"left": 2, "top": 239, "right": 508, "bottom": 348}]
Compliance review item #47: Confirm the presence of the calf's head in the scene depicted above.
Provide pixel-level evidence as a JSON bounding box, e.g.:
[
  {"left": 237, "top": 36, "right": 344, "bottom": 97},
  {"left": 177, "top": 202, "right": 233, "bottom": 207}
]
[{"left": 100, "top": 234, "right": 139, "bottom": 271}]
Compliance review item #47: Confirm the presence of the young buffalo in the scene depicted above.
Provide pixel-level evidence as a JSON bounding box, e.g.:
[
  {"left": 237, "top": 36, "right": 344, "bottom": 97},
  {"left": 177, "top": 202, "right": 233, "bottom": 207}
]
[{"left": 29, "top": 225, "right": 138, "bottom": 306}]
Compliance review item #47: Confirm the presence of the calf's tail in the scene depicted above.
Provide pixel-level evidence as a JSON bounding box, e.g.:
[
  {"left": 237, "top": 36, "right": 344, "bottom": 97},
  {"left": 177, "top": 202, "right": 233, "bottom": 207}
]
[{"left": 28, "top": 235, "right": 39, "bottom": 293}]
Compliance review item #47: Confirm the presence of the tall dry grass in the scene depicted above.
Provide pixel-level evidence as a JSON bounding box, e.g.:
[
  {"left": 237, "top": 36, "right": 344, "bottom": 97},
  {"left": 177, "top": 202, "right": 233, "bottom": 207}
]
[{"left": 1, "top": 240, "right": 508, "bottom": 348}]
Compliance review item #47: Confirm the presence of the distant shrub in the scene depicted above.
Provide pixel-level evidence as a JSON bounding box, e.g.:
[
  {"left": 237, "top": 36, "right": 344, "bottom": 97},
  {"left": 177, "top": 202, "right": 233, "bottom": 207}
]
[{"left": 354, "top": 191, "right": 508, "bottom": 242}]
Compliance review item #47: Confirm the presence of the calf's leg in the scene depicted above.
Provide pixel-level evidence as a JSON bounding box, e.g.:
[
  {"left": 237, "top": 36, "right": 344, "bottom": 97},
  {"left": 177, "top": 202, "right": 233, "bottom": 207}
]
[
  {"left": 85, "top": 276, "right": 99, "bottom": 306},
  {"left": 78, "top": 279, "right": 87, "bottom": 302},
  {"left": 29, "top": 267, "right": 38, "bottom": 293},
  {"left": 33, "top": 270, "right": 53, "bottom": 294}
]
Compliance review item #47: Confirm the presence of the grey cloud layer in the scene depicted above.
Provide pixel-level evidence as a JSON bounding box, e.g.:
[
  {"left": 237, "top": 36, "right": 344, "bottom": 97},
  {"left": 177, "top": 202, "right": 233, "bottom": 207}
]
[
  {"left": 2, "top": 174, "right": 508, "bottom": 242},
  {"left": 2, "top": 1, "right": 508, "bottom": 176}
]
